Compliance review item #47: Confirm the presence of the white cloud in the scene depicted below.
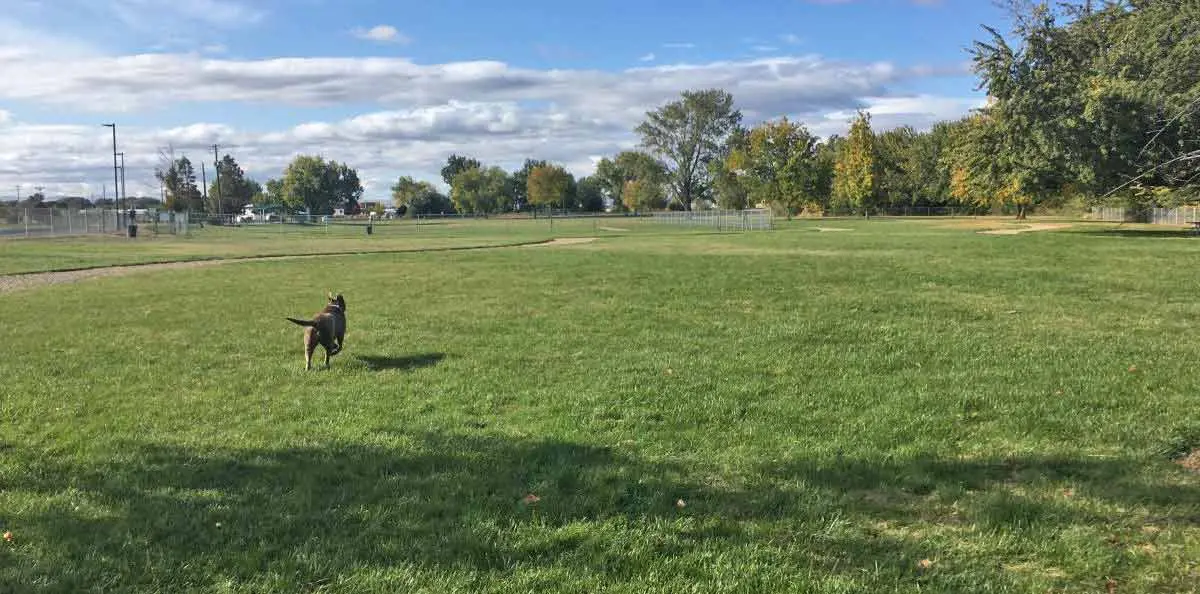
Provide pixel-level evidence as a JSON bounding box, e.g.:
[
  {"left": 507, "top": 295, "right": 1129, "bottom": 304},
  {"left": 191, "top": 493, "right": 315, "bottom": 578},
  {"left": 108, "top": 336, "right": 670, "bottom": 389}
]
[
  {"left": 639, "top": 53, "right": 656, "bottom": 62},
  {"left": 780, "top": 34, "right": 803, "bottom": 45},
  {"left": 0, "top": 110, "right": 10, "bottom": 125},
  {"left": 0, "top": 43, "right": 978, "bottom": 201},
  {"left": 662, "top": 42, "right": 696, "bottom": 49},
  {"left": 352, "top": 25, "right": 411, "bottom": 44}
]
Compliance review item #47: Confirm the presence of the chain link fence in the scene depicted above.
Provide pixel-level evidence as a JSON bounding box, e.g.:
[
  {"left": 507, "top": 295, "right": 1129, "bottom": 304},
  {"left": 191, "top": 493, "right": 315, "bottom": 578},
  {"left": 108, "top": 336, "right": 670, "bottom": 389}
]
[
  {"left": 649, "top": 209, "right": 774, "bottom": 231},
  {"left": 0, "top": 207, "right": 192, "bottom": 238},
  {"left": 1086, "top": 206, "right": 1200, "bottom": 225}
]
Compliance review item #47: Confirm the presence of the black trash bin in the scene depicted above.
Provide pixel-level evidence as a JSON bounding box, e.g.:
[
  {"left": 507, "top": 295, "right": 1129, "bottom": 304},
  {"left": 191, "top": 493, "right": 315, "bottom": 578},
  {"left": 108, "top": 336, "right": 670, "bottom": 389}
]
[
  {"left": 366, "top": 224, "right": 373, "bottom": 235},
  {"left": 127, "top": 224, "right": 138, "bottom": 238}
]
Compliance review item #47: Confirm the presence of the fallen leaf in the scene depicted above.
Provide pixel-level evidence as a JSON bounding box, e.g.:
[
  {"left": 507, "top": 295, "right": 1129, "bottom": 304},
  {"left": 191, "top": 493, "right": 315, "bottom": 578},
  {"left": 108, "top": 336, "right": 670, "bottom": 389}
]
[
  {"left": 1106, "top": 578, "right": 1117, "bottom": 594},
  {"left": 522, "top": 493, "right": 541, "bottom": 505},
  {"left": 665, "top": 368, "right": 673, "bottom": 375},
  {"left": 917, "top": 558, "right": 933, "bottom": 569},
  {"left": 2, "top": 531, "right": 12, "bottom": 543},
  {"left": 675, "top": 499, "right": 687, "bottom": 508},
  {"left": 1063, "top": 488, "right": 1074, "bottom": 498},
  {"left": 1128, "top": 365, "right": 1137, "bottom": 373}
]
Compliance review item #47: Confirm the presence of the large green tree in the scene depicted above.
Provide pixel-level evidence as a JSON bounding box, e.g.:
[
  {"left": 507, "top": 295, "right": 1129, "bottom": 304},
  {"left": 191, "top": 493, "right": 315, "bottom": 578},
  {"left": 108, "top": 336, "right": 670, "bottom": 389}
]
[
  {"left": 450, "top": 166, "right": 508, "bottom": 214},
  {"left": 209, "top": 155, "right": 261, "bottom": 215},
  {"left": 156, "top": 156, "right": 203, "bottom": 212},
  {"left": 507, "top": 159, "right": 548, "bottom": 211},
  {"left": 594, "top": 151, "right": 668, "bottom": 211},
  {"left": 441, "top": 154, "right": 482, "bottom": 187},
  {"left": 575, "top": 176, "right": 606, "bottom": 212},
  {"left": 635, "top": 88, "right": 742, "bottom": 210},
  {"left": 277, "top": 155, "right": 363, "bottom": 215},
  {"left": 392, "top": 176, "right": 453, "bottom": 216},
  {"left": 526, "top": 164, "right": 573, "bottom": 210},
  {"left": 728, "top": 117, "right": 820, "bottom": 217}
]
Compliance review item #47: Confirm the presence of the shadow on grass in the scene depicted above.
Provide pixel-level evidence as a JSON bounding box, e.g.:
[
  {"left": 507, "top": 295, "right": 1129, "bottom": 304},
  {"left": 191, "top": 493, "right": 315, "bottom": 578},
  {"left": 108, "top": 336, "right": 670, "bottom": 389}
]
[
  {"left": 1073, "top": 227, "right": 1200, "bottom": 239},
  {"left": 356, "top": 352, "right": 447, "bottom": 372},
  {"left": 3, "top": 435, "right": 1196, "bottom": 592}
]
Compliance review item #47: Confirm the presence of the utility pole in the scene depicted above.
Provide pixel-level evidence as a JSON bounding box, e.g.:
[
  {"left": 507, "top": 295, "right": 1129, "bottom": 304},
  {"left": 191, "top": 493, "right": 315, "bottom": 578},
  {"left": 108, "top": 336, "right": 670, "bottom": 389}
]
[
  {"left": 201, "top": 161, "right": 208, "bottom": 207},
  {"left": 101, "top": 123, "right": 120, "bottom": 229},
  {"left": 118, "top": 152, "right": 127, "bottom": 216},
  {"left": 212, "top": 144, "right": 222, "bottom": 217}
]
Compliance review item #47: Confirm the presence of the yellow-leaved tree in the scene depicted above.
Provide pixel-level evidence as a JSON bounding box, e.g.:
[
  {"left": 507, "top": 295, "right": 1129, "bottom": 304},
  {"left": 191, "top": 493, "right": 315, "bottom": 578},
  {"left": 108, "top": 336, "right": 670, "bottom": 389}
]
[{"left": 832, "top": 110, "right": 878, "bottom": 215}]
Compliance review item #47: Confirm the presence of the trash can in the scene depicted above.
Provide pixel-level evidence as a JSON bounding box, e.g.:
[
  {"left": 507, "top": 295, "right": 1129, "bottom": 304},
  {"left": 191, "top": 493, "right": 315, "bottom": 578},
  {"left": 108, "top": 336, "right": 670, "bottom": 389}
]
[
  {"left": 366, "top": 224, "right": 373, "bottom": 235},
  {"left": 127, "top": 224, "right": 138, "bottom": 238}
]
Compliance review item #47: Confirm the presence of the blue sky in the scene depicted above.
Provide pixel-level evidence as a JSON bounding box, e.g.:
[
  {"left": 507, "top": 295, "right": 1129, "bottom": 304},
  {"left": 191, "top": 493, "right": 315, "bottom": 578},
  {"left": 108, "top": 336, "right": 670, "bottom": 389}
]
[{"left": 0, "top": 0, "right": 1011, "bottom": 201}]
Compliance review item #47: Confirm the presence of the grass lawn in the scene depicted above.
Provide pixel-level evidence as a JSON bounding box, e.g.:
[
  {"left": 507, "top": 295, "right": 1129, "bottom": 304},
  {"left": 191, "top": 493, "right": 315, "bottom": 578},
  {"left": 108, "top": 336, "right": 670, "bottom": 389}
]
[
  {"left": 0, "top": 216, "right": 695, "bottom": 275},
  {"left": 1, "top": 219, "right": 1197, "bottom": 593}
]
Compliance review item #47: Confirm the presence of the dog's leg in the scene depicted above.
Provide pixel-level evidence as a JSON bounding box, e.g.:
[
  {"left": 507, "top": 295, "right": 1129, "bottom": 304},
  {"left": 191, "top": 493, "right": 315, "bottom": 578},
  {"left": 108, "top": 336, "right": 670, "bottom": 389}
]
[
  {"left": 304, "top": 329, "right": 316, "bottom": 370},
  {"left": 324, "top": 347, "right": 331, "bottom": 369}
]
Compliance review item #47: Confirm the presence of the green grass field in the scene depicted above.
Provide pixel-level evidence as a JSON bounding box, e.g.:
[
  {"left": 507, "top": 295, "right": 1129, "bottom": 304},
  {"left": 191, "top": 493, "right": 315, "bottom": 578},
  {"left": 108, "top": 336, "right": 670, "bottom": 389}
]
[{"left": 1, "top": 218, "right": 1197, "bottom": 593}]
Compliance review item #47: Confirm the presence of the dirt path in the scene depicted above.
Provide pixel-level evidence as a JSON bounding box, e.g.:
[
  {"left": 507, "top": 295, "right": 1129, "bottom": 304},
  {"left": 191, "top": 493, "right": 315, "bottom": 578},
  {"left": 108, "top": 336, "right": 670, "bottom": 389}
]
[
  {"left": 978, "top": 223, "right": 1074, "bottom": 235},
  {"left": 1, "top": 238, "right": 586, "bottom": 295},
  {"left": 517, "top": 237, "right": 598, "bottom": 248}
]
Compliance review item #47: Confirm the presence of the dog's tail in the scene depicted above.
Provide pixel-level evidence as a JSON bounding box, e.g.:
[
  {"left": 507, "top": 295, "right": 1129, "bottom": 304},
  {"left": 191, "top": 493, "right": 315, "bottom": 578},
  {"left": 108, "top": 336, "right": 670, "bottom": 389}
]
[{"left": 285, "top": 317, "right": 317, "bottom": 327}]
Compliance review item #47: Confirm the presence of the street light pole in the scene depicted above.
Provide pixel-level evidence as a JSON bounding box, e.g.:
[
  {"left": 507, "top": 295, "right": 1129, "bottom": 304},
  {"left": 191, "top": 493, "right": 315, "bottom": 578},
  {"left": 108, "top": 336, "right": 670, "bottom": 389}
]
[{"left": 101, "top": 123, "right": 119, "bottom": 229}]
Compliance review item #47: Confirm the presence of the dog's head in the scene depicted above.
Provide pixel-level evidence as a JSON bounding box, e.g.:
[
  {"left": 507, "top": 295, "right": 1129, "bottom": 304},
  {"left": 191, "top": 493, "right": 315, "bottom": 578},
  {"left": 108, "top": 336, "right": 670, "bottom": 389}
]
[{"left": 327, "top": 292, "right": 346, "bottom": 312}]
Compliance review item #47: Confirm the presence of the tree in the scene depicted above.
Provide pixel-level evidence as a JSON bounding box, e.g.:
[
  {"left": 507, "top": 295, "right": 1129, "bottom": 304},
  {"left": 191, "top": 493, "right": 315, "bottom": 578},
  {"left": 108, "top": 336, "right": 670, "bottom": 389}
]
[
  {"left": 507, "top": 159, "right": 548, "bottom": 211},
  {"left": 526, "top": 164, "right": 573, "bottom": 210},
  {"left": 635, "top": 88, "right": 743, "bottom": 210},
  {"left": 832, "top": 111, "right": 878, "bottom": 214},
  {"left": 441, "top": 154, "right": 482, "bottom": 187},
  {"left": 263, "top": 178, "right": 285, "bottom": 205},
  {"left": 277, "top": 155, "right": 364, "bottom": 215},
  {"left": 595, "top": 151, "right": 668, "bottom": 210},
  {"left": 209, "top": 155, "right": 261, "bottom": 215},
  {"left": 708, "top": 126, "right": 750, "bottom": 210},
  {"left": 622, "top": 179, "right": 665, "bottom": 212},
  {"left": 728, "top": 117, "right": 820, "bottom": 217},
  {"left": 943, "top": 112, "right": 1035, "bottom": 218},
  {"left": 450, "top": 166, "right": 508, "bottom": 214},
  {"left": 391, "top": 176, "right": 454, "bottom": 216},
  {"left": 575, "top": 176, "right": 606, "bottom": 212},
  {"left": 156, "top": 156, "right": 203, "bottom": 212}
]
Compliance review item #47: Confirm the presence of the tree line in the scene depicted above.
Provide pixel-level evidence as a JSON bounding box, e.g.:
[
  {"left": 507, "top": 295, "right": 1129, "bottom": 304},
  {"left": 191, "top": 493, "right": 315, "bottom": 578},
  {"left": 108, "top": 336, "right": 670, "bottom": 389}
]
[{"left": 150, "top": 1, "right": 1196, "bottom": 219}]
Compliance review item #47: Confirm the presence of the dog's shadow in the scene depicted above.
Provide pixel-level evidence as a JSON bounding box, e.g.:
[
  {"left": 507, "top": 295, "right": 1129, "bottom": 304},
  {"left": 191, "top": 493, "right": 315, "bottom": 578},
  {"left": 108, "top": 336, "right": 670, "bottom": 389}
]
[{"left": 356, "top": 352, "right": 447, "bottom": 372}]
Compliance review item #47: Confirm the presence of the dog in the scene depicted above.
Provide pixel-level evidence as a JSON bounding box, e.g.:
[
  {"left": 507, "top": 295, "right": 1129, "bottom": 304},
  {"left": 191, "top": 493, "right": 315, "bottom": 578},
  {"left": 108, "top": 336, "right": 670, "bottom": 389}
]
[{"left": 286, "top": 292, "right": 347, "bottom": 370}]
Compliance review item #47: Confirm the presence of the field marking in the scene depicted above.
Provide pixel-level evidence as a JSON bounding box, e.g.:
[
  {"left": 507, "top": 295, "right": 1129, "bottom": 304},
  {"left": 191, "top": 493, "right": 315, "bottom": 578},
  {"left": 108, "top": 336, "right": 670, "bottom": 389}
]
[
  {"left": 0, "top": 239, "right": 559, "bottom": 294},
  {"left": 978, "top": 223, "right": 1074, "bottom": 235}
]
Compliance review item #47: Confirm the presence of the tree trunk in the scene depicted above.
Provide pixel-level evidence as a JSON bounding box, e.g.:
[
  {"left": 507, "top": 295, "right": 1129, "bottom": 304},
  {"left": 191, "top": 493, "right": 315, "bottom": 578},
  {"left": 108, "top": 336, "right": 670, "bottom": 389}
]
[{"left": 1016, "top": 204, "right": 1027, "bottom": 220}]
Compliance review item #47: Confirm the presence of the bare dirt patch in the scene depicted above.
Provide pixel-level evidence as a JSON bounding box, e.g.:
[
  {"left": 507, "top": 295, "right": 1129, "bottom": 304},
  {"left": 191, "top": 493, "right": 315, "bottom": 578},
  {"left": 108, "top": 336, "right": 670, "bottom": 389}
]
[
  {"left": 1177, "top": 449, "right": 1200, "bottom": 474},
  {"left": 979, "top": 223, "right": 1074, "bottom": 235},
  {"left": 519, "top": 237, "right": 598, "bottom": 248},
  {"left": 598, "top": 226, "right": 629, "bottom": 232},
  {"left": 814, "top": 226, "right": 853, "bottom": 232}
]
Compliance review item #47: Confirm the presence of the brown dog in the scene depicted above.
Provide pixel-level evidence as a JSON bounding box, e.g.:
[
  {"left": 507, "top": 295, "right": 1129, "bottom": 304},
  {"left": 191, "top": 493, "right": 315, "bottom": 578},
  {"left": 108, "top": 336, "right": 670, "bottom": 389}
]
[{"left": 286, "top": 293, "right": 347, "bottom": 370}]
